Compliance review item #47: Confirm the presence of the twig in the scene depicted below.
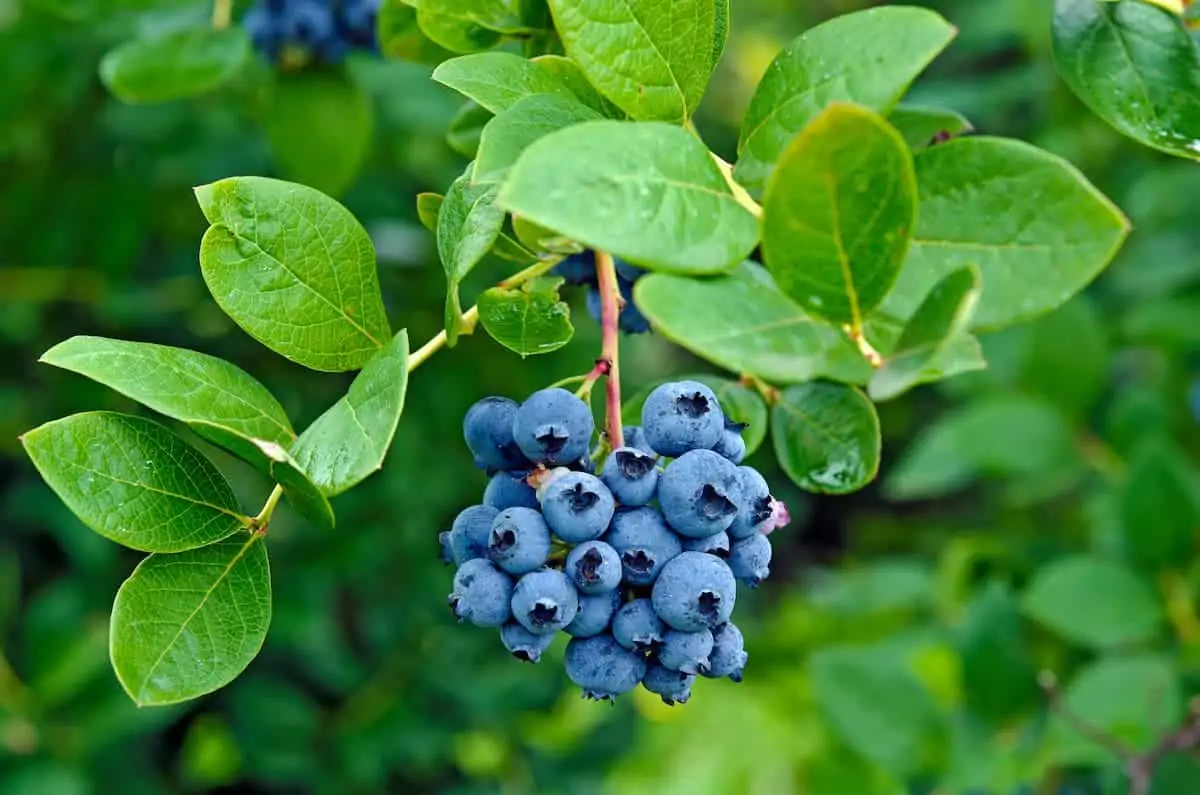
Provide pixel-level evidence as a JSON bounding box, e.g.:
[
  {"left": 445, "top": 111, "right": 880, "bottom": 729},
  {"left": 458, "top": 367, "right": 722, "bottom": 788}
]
[
  {"left": 594, "top": 251, "right": 624, "bottom": 450},
  {"left": 211, "top": 0, "right": 233, "bottom": 30}
]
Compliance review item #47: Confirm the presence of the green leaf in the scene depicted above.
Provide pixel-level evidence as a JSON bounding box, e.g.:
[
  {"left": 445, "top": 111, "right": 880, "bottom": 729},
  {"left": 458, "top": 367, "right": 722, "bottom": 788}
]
[
  {"left": 956, "top": 582, "right": 1038, "bottom": 723},
  {"left": 433, "top": 52, "right": 579, "bottom": 114},
  {"left": 881, "top": 137, "right": 1130, "bottom": 330},
  {"left": 378, "top": 0, "right": 455, "bottom": 64},
  {"left": 291, "top": 330, "right": 410, "bottom": 497},
  {"left": 110, "top": 534, "right": 271, "bottom": 706},
  {"left": 1053, "top": 0, "right": 1200, "bottom": 160},
  {"left": 438, "top": 169, "right": 505, "bottom": 345},
  {"left": 416, "top": 1, "right": 507, "bottom": 53},
  {"left": 1015, "top": 295, "right": 1110, "bottom": 419},
  {"left": 772, "top": 382, "right": 881, "bottom": 494},
  {"left": 529, "top": 54, "right": 624, "bottom": 117},
  {"left": 868, "top": 266, "right": 983, "bottom": 402},
  {"left": 634, "top": 264, "right": 871, "bottom": 385},
  {"left": 811, "top": 645, "right": 941, "bottom": 776},
  {"left": 807, "top": 560, "right": 933, "bottom": 617},
  {"left": 416, "top": 192, "right": 443, "bottom": 233},
  {"left": 622, "top": 374, "right": 770, "bottom": 458},
  {"left": 477, "top": 276, "right": 574, "bottom": 356},
  {"left": 1022, "top": 555, "right": 1163, "bottom": 649},
  {"left": 1047, "top": 654, "right": 1181, "bottom": 765},
  {"left": 761, "top": 102, "right": 917, "bottom": 327},
  {"left": 888, "top": 104, "right": 973, "bottom": 152},
  {"left": 21, "top": 412, "right": 247, "bottom": 553},
  {"left": 475, "top": 94, "right": 604, "bottom": 182},
  {"left": 249, "top": 441, "right": 336, "bottom": 530},
  {"left": 1121, "top": 293, "right": 1200, "bottom": 346},
  {"left": 1121, "top": 439, "right": 1200, "bottom": 570},
  {"left": 735, "top": 6, "right": 956, "bottom": 190},
  {"left": 710, "top": 0, "right": 730, "bottom": 74},
  {"left": 39, "top": 336, "right": 295, "bottom": 469},
  {"left": 446, "top": 100, "right": 491, "bottom": 158},
  {"left": 98, "top": 27, "right": 249, "bottom": 104},
  {"left": 884, "top": 395, "right": 1082, "bottom": 502},
  {"left": 546, "top": 0, "right": 721, "bottom": 123},
  {"left": 195, "top": 177, "right": 391, "bottom": 372},
  {"left": 263, "top": 70, "right": 374, "bottom": 198},
  {"left": 500, "top": 120, "right": 759, "bottom": 274}
]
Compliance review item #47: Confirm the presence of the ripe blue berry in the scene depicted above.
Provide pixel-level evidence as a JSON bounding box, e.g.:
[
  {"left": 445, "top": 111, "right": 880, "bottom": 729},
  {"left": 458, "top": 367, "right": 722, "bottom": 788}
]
[
  {"left": 623, "top": 426, "right": 658, "bottom": 458},
  {"left": 617, "top": 277, "right": 651, "bottom": 334},
  {"left": 483, "top": 472, "right": 539, "bottom": 511},
  {"left": 464, "top": 396, "right": 529, "bottom": 472},
  {"left": 651, "top": 551, "right": 737, "bottom": 632},
  {"left": 488, "top": 508, "right": 551, "bottom": 575},
  {"left": 565, "top": 634, "right": 646, "bottom": 701},
  {"left": 565, "top": 590, "right": 621, "bottom": 638},
  {"left": 280, "top": 0, "right": 337, "bottom": 49},
  {"left": 659, "top": 629, "right": 714, "bottom": 674},
  {"left": 601, "top": 447, "right": 659, "bottom": 506},
  {"left": 728, "top": 533, "right": 772, "bottom": 588},
  {"left": 612, "top": 598, "right": 665, "bottom": 651},
  {"left": 681, "top": 531, "right": 730, "bottom": 558},
  {"left": 553, "top": 251, "right": 597, "bottom": 285},
  {"left": 565, "top": 540, "right": 622, "bottom": 594},
  {"left": 728, "top": 466, "right": 774, "bottom": 540},
  {"left": 605, "top": 507, "right": 682, "bottom": 586},
  {"left": 513, "top": 388, "right": 595, "bottom": 466},
  {"left": 446, "top": 504, "right": 499, "bottom": 565},
  {"left": 705, "top": 622, "right": 748, "bottom": 681},
  {"left": 511, "top": 569, "right": 579, "bottom": 636},
  {"left": 501, "top": 621, "right": 555, "bottom": 663},
  {"left": 642, "top": 664, "right": 694, "bottom": 705},
  {"left": 614, "top": 257, "right": 644, "bottom": 283},
  {"left": 641, "top": 380, "right": 724, "bottom": 457},
  {"left": 448, "top": 559, "right": 513, "bottom": 627},
  {"left": 539, "top": 472, "right": 614, "bottom": 543},
  {"left": 712, "top": 418, "right": 748, "bottom": 464},
  {"left": 658, "top": 449, "right": 741, "bottom": 538},
  {"left": 438, "top": 531, "right": 454, "bottom": 565}
]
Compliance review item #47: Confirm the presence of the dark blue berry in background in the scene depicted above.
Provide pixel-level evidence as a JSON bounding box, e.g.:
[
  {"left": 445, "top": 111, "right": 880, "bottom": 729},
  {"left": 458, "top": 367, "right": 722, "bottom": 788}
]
[
  {"left": 242, "top": 0, "right": 381, "bottom": 66},
  {"left": 464, "top": 396, "right": 530, "bottom": 472},
  {"left": 552, "top": 251, "right": 598, "bottom": 285}
]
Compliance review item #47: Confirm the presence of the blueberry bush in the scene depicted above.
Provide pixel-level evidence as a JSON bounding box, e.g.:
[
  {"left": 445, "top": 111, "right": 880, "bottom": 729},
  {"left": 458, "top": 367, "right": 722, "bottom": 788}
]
[{"left": 5, "top": 0, "right": 1200, "bottom": 792}]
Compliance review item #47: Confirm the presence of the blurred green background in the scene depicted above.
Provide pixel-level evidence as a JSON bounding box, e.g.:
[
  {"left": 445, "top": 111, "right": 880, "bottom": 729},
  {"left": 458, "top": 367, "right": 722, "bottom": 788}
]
[{"left": 4, "top": 0, "right": 1200, "bottom": 793}]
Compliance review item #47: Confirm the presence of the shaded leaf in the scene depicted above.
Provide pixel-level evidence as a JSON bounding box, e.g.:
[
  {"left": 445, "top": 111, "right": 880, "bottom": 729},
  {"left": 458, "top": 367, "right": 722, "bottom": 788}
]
[
  {"left": 446, "top": 100, "right": 491, "bottom": 158},
  {"left": 500, "top": 120, "right": 759, "bottom": 274},
  {"left": 250, "top": 440, "right": 336, "bottom": 531},
  {"left": 1022, "top": 555, "right": 1163, "bottom": 649},
  {"left": 1121, "top": 439, "right": 1200, "bottom": 570},
  {"left": 110, "top": 534, "right": 271, "bottom": 706},
  {"left": 735, "top": 6, "right": 955, "bottom": 190},
  {"left": 21, "top": 412, "right": 246, "bottom": 553},
  {"left": 195, "top": 177, "right": 391, "bottom": 372},
  {"left": 956, "top": 582, "right": 1038, "bottom": 723},
  {"left": 477, "top": 276, "right": 574, "bottom": 356},
  {"left": 529, "top": 54, "right": 624, "bottom": 117},
  {"left": 433, "top": 52, "right": 579, "bottom": 113},
  {"left": 291, "top": 330, "right": 410, "bottom": 496},
  {"left": 888, "top": 104, "right": 973, "bottom": 152},
  {"left": 378, "top": 0, "right": 455, "bottom": 64},
  {"left": 475, "top": 94, "right": 603, "bottom": 182},
  {"left": 438, "top": 169, "right": 505, "bottom": 345},
  {"left": 761, "top": 102, "right": 916, "bottom": 327},
  {"left": 772, "top": 381, "right": 881, "bottom": 494},
  {"left": 99, "top": 27, "right": 249, "bottom": 104},
  {"left": 416, "top": 1, "right": 508, "bottom": 52},
  {"left": 1015, "top": 295, "right": 1110, "bottom": 419},
  {"left": 416, "top": 192, "right": 443, "bottom": 233}
]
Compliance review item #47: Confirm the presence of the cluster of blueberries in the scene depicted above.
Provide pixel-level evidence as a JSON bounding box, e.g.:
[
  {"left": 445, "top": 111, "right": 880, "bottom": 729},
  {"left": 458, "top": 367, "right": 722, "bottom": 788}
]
[
  {"left": 243, "top": 0, "right": 380, "bottom": 65},
  {"left": 553, "top": 251, "right": 652, "bottom": 335},
  {"left": 440, "top": 381, "right": 785, "bottom": 703}
]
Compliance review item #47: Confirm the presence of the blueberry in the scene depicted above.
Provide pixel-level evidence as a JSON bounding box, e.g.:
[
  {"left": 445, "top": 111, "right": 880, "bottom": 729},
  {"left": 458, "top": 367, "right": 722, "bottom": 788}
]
[
  {"left": 604, "top": 507, "right": 682, "bottom": 586},
  {"left": 280, "top": 0, "right": 336, "bottom": 48},
  {"left": 565, "top": 634, "right": 646, "bottom": 701},
  {"left": 438, "top": 531, "right": 454, "bottom": 565},
  {"left": 539, "top": 472, "right": 614, "bottom": 543},
  {"left": 600, "top": 447, "right": 659, "bottom": 506},
  {"left": 617, "top": 277, "right": 652, "bottom": 334},
  {"left": 585, "top": 285, "right": 602, "bottom": 325},
  {"left": 337, "top": 0, "right": 378, "bottom": 43},
  {"left": 488, "top": 508, "right": 551, "bottom": 575},
  {"left": 446, "top": 504, "right": 499, "bottom": 565},
  {"left": 611, "top": 598, "right": 665, "bottom": 651},
  {"left": 464, "top": 396, "right": 530, "bottom": 472},
  {"left": 658, "top": 449, "right": 741, "bottom": 538},
  {"left": 565, "top": 590, "right": 621, "bottom": 638},
  {"left": 243, "top": 5, "right": 281, "bottom": 59},
  {"left": 513, "top": 388, "right": 595, "bottom": 466},
  {"left": 623, "top": 426, "right": 658, "bottom": 458},
  {"left": 614, "top": 257, "right": 644, "bottom": 284},
  {"left": 641, "top": 380, "right": 725, "bottom": 457},
  {"left": 501, "top": 621, "right": 555, "bottom": 663},
  {"left": 681, "top": 531, "right": 730, "bottom": 558},
  {"left": 553, "top": 251, "right": 597, "bottom": 285},
  {"left": 511, "top": 569, "right": 579, "bottom": 636},
  {"left": 566, "top": 540, "right": 622, "bottom": 594},
  {"left": 641, "top": 663, "right": 694, "bottom": 705},
  {"left": 483, "top": 472, "right": 539, "bottom": 511},
  {"left": 728, "top": 533, "right": 772, "bottom": 588},
  {"left": 448, "top": 559, "right": 513, "bottom": 627},
  {"left": 728, "top": 466, "right": 774, "bottom": 540},
  {"left": 651, "top": 551, "right": 737, "bottom": 632},
  {"left": 659, "top": 629, "right": 714, "bottom": 674},
  {"left": 705, "top": 622, "right": 748, "bottom": 681},
  {"left": 712, "top": 418, "right": 748, "bottom": 464}
]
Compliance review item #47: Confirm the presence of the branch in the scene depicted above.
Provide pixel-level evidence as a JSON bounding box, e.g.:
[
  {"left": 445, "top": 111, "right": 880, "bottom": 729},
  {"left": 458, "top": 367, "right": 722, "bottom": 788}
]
[{"left": 594, "top": 251, "right": 624, "bottom": 450}]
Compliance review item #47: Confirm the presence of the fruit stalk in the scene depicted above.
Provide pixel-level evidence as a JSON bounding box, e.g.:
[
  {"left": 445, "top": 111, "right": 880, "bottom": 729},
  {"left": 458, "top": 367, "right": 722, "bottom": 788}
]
[{"left": 595, "top": 251, "right": 625, "bottom": 450}]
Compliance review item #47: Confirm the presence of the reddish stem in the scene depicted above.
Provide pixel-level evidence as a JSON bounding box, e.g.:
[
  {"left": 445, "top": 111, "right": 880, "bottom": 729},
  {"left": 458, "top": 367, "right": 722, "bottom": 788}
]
[{"left": 594, "top": 251, "right": 625, "bottom": 450}]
